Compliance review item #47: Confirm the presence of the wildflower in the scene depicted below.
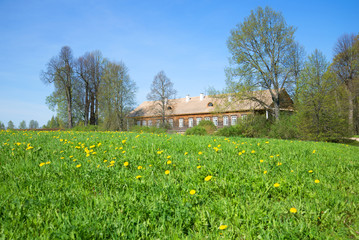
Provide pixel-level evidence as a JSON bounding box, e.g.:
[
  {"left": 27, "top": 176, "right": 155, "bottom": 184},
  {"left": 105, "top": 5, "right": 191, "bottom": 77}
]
[
  {"left": 39, "top": 162, "right": 45, "bottom": 167},
  {"left": 263, "top": 170, "right": 268, "bottom": 174},
  {"left": 122, "top": 140, "right": 126, "bottom": 144},
  {"left": 242, "top": 150, "right": 245, "bottom": 153},
  {"left": 313, "top": 150, "right": 316, "bottom": 154},
  {"left": 290, "top": 208, "right": 297, "bottom": 213},
  {"left": 198, "top": 151, "right": 203, "bottom": 155},
  {"left": 265, "top": 141, "right": 269, "bottom": 144},
  {"left": 219, "top": 225, "right": 228, "bottom": 230},
  {"left": 104, "top": 160, "right": 108, "bottom": 163},
  {"left": 110, "top": 161, "right": 115, "bottom": 164},
  {"left": 167, "top": 160, "right": 172, "bottom": 164},
  {"left": 291, "top": 170, "right": 294, "bottom": 172},
  {"left": 197, "top": 166, "right": 201, "bottom": 169},
  {"left": 157, "top": 150, "right": 163, "bottom": 154},
  {"left": 69, "top": 156, "right": 73, "bottom": 158},
  {"left": 208, "top": 144, "right": 211, "bottom": 148},
  {"left": 190, "top": 190, "right": 196, "bottom": 195},
  {"left": 73, "top": 159, "right": 77, "bottom": 162},
  {"left": 46, "top": 161, "right": 51, "bottom": 164},
  {"left": 76, "top": 164, "right": 81, "bottom": 168},
  {"left": 238, "top": 152, "right": 242, "bottom": 156},
  {"left": 97, "top": 165, "right": 100, "bottom": 168},
  {"left": 277, "top": 162, "right": 282, "bottom": 166},
  {"left": 122, "top": 151, "right": 126, "bottom": 154},
  {"left": 315, "top": 179, "right": 320, "bottom": 183},
  {"left": 270, "top": 155, "right": 274, "bottom": 158},
  {"left": 308, "top": 170, "right": 313, "bottom": 173},
  {"left": 138, "top": 166, "right": 143, "bottom": 170},
  {"left": 136, "top": 175, "right": 141, "bottom": 179},
  {"left": 165, "top": 170, "right": 170, "bottom": 175},
  {"left": 167, "top": 155, "right": 171, "bottom": 159},
  {"left": 97, "top": 142, "right": 102, "bottom": 147},
  {"left": 260, "top": 159, "right": 264, "bottom": 163},
  {"left": 274, "top": 183, "right": 280, "bottom": 187},
  {"left": 204, "top": 176, "right": 212, "bottom": 181},
  {"left": 251, "top": 150, "right": 255, "bottom": 153},
  {"left": 184, "top": 152, "right": 188, "bottom": 155},
  {"left": 124, "top": 162, "right": 129, "bottom": 167}
]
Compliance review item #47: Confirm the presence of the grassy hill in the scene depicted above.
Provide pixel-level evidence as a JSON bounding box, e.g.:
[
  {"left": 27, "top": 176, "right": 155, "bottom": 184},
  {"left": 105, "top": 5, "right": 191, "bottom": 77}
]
[{"left": 1, "top": 130, "right": 358, "bottom": 239}]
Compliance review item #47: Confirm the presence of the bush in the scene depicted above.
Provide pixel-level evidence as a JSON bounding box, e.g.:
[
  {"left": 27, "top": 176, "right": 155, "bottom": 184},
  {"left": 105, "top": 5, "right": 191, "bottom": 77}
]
[
  {"left": 197, "top": 120, "right": 217, "bottom": 134},
  {"left": 185, "top": 126, "right": 207, "bottom": 136},
  {"left": 215, "top": 125, "right": 243, "bottom": 137},
  {"left": 130, "top": 126, "right": 167, "bottom": 134},
  {"left": 269, "top": 113, "right": 299, "bottom": 139},
  {"left": 71, "top": 125, "right": 99, "bottom": 131}
]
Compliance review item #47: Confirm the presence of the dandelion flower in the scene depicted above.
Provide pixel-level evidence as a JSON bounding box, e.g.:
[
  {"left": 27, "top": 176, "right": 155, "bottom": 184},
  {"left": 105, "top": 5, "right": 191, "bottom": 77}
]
[
  {"left": 312, "top": 150, "right": 316, "bottom": 154},
  {"left": 263, "top": 170, "right": 268, "bottom": 174},
  {"left": 198, "top": 151, "right": 203, "bottom": 155},
  {"left": 167, "top": 160, "right": 172, "bottom": 164},
  {"left": 138, "top": 166, "right": 143, "bottom": 170},
  {"left": 76, "top": 164, "right": 81, "bottom": 168},
  {"left": 260, "top": 159, "right": 264, "bottom": 163},
  {"left": 39, "top": 162, "right": 45, "bottom": 167},
  {"left": 251, "top": 150, "right": 255, "bottom": 153},
  {"left": 46, "top": 161, "right": 51, "bottom": 164},
  {"left": 190, "top": 190, "right": 196, "bottom": 195},
  {"left": 204, "top": 176, "right": 212, "bottom": 181},
  {"left": 308, "top": 170, "right": 313, "bottom": 173},
  {"left": 238, "top": 152, "right": 242, "bottom": 156},
  {"left": 270, "top": 155, "right": 274, "bottom": 158},
  {"left": 277, "top": 162, "right": 282, "bottom": 166},
  {"left": 167, "top": 155, "right": 171, "bottom": 159},
  {"left": 274, "top": 183, "right": 280, "bottom": 187},
  {"left": 165, "top": 170, "right": 170, "bottom": 175},
  {"left": 136, "top": 175, "right": 141, "bottom": 179},
  {"left": 184, "top": 152, "right": 188, "bottom": 155},
  {"left": 219, "top": 225, "right": 228, "bottom": 230},
  {"left": 315, "top": 179, "right": 320, "bottom": 183},
  {"left": 124, "top": 162, "right": 129, "bottom": 167},
  {"left": 290, "top": 208, "right": 297, "bottom": 213},
  {"left": 197, "top": 166, "right": 201, "bottom": 169}
]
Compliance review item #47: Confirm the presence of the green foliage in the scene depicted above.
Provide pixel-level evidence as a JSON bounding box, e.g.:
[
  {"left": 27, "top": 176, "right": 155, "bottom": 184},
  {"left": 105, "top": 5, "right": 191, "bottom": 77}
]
[
  {"left": 18, "top": 120, "right": 27, "bottom": 129},
  {"left": 197, "top": 120, "right": 217, "bottom": 134},
  {"left": 130, "top": 125, "right": 167, "bottom": 134},
  {"left": 268, "top": 113, "right": 299, "bottom": 139},
  {"left": 7, "top": 120, "right": 15, "bottom": 130},
  {"left": 185, "top": 126, "right": 207, "bottom": 136},
  {"left": 0, "top": 121, "right": 5, "bottom": 130},
  {"left": 215, "top": 125, "right": 243, "bottom": 137},
  {"left": 0, "top": 131, "right": 358, "bottom": 239},
  {"left": 71, "top": 124, "right": 99, "bottom": 132}
]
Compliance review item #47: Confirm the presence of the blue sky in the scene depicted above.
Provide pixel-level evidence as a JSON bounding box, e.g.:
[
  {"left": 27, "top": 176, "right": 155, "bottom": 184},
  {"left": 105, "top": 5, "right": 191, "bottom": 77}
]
[{"left": 0, "top": 0, "right": 358, "bottom": 127}]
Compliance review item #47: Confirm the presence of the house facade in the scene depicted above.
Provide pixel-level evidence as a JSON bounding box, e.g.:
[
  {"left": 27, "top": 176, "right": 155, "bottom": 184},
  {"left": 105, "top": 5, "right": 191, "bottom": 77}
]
[{"left": 128, "top": 89, "right": 293, "bottom": 131}]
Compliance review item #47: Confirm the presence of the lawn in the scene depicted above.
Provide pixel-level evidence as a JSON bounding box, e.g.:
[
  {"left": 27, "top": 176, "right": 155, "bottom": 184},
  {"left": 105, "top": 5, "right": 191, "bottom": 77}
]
[{"left": 0, "top": 130, "right": 358, "bottom": 239}]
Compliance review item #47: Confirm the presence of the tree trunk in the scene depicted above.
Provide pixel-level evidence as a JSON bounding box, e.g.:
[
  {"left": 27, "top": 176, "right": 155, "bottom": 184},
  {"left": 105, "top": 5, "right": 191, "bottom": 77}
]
[
  {"left": 347, "top": 88, "right": 354, "bottom": 134},
  {"left": 67, "top": 88, "right": 73, "bottom": 129},
  {"left": 84, "top": 83, "right": 89, "bottom": 126},
  {"left": 90, "top": 93, "right": 96, "bottom": 125}
]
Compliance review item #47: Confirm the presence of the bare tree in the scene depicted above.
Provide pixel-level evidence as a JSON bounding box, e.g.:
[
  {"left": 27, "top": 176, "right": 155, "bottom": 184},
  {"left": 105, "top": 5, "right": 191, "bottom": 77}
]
[
  {"left": 226, "top": 6, "right": 298, "bottom": 120},
  {"left": 41, "top": 46, "right": 75, "bottom": 128},
  {"left": 331, "top": 33, "right": 359, "bottom": 134},
  {"left": 147, "top": 71, "right": 177, "bottom": 125}
]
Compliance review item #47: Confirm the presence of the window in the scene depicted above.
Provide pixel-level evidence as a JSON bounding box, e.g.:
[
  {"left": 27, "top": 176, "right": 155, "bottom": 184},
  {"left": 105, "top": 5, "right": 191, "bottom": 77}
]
[
  {"left": 207, "top": 102, "right": 214, "bottom": 107},
  {"left": 213, "top": 116, "right": 218, "bottom": 126},
  {"left": 179, "top": 118, "right": 184, "bottom": 128},
  {"left": 167, "top": 106, "right": 172, "bottom": 110},
  {"left": 223, "top": 116, "right": 229, "bottom": 126},
  {"left": 137, "top": 120, "right": 141, "bottom": 126},
  {"left": 142, "top": 120, "right": 147, "bottom": 126},
  {"left": 156, "top": 120, "right": 160, "bottom": 128},
  {"left": 205, "top": 117, "right": 210, "bottom": 121},
  {"left": 148, "top": 120, "right": 152, "bottom": 126},
  {"left": 169, "top": 119, "right": 173, "bottom": 127},
  {"left": 231, "top": 115, "right": 237, "bottom": 125},
  {"left": 188, "top": 118, "right": 193, "bottom": 128},
  {"left": 241, "top": 114, "right": 247, "bottom": 120},
  {"left": 196, "top": 117, "right": 201, "bottom": 125}
]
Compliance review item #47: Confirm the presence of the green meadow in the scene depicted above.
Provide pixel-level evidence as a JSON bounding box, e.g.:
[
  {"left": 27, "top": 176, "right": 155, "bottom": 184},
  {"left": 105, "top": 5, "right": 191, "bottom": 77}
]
[{"left": 0, "top": 130, "right": 358, "bottom": 239}]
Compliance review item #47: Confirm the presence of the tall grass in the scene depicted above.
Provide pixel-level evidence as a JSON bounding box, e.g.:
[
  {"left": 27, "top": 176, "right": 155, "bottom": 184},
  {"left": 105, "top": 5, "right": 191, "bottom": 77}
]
[{"left": 0, "top": 130, "right": 358, "bottom": 239}]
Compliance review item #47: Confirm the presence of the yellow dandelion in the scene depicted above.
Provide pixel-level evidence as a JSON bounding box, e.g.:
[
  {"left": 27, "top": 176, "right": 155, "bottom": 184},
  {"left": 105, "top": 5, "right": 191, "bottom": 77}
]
[
  {"left": 198, "top": 151, "right": 203, "bottom": 155},
  {"left": 263, "top": 170, "right": 268, "bottom": 174},
  {"left": 136, "top": 175, "right": 141, "bottom": 179},
  {"left": 265, "top": 141, "right": 269, "bottom": 144},
  {"left": 290, "top": 208, "right": 297, "bottom": 213},
  {"left": 60, "top": 157, "right": 64, "bottom": 159},
  {"left": 260, "top": 159, "right": 264, "bottom": 163},
  {"left": 39, "top": 162, "right": 45, "bottom": 167},
  {"left": 242, "top": 150, "right": 245, "bottom": 153},
  {"left": 165, "top": 170, "right": 170, "bottom": 175},
  {"left": 315, "top": 179, "right": 320, "bottom": 183},
  {"left": 291, "top": 170, "right": 294, "bottom": 172},
  {"left": 97, "top": 165, "right": 100, "bottom": 168},
  {"left": 110, "top": 160, "right": 115, "bottom": 164},
  {"left": 313, "top": 150, "right": 316, "bottom": 154},
  {"left": 277, "top": 162, "right": 282, "bottom": 166},
  {"left": 204, "top": 176, "right": 212, "bottom": 181},
  {"left": 189, "top": 190, "right": 196, "bottom": 195},
  {"left": 124, "top": 162, "right": 129, "bottom": 167},
  {"left": 270, "top": 155, "right": 274, "bottom": 158},
  {"left": 251, "top": 150, "right": 255, "bottom": 153},
  {"left": 219, "top": 225, "right": 228, "bottom": 230},
  {"left": 274, "top": 183, "right": 280, "bottom": 187},
  {"left": 197, "top": 166, "right": 201, "bottom": 169},
  {"left": 73, "top": 159, "right": 77, "bottom": 162},
  {"left": 122, "top": 140, "right": 126, "bottom": 144},
  {"left": 138, "top": 166, "right": 143, "bottom": 170},
  {"left": 184, "top": 152, "right": 188, "bottom": 155},
  {"left": 238, "top": 152, "right": 242, "bottom": 156},
  {"left": 167, "top": 160, "right": 172, "bottom": 164},
  {"left": 46, "top": 161, "right": 51, "bottom": 164},
  {"left": 104, "top": 160, "right": 108, "bottom": 163},
  {"left": 308, "top": 170, "right": 313, "bottom": 173},
  {"left": 76, "top": 164, "right": 81, "bottom": 168},
  {"left": 208, "top": 144, "right": 211, "bottom": 147}
]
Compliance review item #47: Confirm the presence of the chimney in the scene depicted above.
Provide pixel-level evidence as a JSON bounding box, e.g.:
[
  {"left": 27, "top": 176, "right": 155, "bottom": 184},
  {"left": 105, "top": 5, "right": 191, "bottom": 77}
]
[
  {"left": 186, "top": 94, "right": 190, "bottom": 102},
  {"left": 200, "top": 93, "right": 204, "bottom": 101}
]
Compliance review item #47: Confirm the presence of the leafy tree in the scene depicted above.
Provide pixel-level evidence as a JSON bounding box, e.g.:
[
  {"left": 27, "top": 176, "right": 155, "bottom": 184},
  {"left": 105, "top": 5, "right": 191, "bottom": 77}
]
[
  {"left": 226, "top": 6, "right": 300, "bottom": 120},
  {"left": 331, "top": 33, "right": 359, "bottom": 134},
  {"left": 29, "top": 120, "right": 39, "bottom": 129},
  {"left": 100, "top": 60, "right": 137, "bottom": 131},
  {"left": 297, "top": 50, "right": 348, "bottom": 140},
  {"left": 19, "top": 120, "right": 27, "bottom": 129},
  {"left": 147, "top": 71, "right": 177, "bottom": 125},
  {"left": 41, "top": 46, "right": 75, "bottom": 128},
  {"left": 0, "top": 121, "right": 5, "bottom": 130},
  {"left": 7, "top": 120, "right": 15, "bottom": 130}
]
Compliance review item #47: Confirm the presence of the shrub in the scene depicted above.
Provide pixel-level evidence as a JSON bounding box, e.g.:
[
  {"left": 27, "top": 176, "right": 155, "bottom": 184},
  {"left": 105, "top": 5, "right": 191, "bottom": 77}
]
[
  {"left": 197, "top": 120, "right": 216, "bottom": 134},
  {"left": 130, "top": 125, "right": 167, "bottom": 134},
  {"left": 185, "top": 126, "right": 207, "bottom": 136},
  {"left": 215, "top": 125, "right": 243, "bottom": 137},
  {"left": 269, "top": 113, "right": 299, "bottom": 139}
]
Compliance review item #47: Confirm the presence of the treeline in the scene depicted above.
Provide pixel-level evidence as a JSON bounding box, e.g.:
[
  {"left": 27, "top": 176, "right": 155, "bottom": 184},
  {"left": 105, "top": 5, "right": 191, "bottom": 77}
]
[
  {"left": 41, "top": 46, "right": 136, "bottom": 131},
  {"left": 0, "top": 120, "right": 39, "bottom": 130}
]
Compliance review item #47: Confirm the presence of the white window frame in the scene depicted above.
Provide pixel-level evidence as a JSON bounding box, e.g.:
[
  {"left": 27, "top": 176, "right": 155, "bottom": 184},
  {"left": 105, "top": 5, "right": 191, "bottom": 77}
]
[
  {"left": 169, "top": 119, "right": 174, "bottom": 127},
  {"left": 196, "top": 117, "right": 201, "bottom": 125},
  {"left": 213, "top": 116, "right": 218, "bottom": 126},
  {"left": 137, "top": 120, "right": 141, "bottom": 126},
  {"left": 179, "top": 118, "right": 184, "bottom": 128},
  {"left": 188, "top": 118, "right": 193, "bottom": 128},
  {"left": 142, "top": 120, "right": 147, "bottom": 126},
  {"left": 223, "top": 116, "right": 229, "bottom": 126},
  {"left": 231, "top": 115, "right": 237, "bottom": 125}
]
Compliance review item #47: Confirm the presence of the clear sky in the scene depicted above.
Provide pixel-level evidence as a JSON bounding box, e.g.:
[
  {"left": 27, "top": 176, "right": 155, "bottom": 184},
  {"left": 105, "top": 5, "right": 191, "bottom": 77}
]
[{"left": 0, "top": 0, "right": 358, "bottom": 127}]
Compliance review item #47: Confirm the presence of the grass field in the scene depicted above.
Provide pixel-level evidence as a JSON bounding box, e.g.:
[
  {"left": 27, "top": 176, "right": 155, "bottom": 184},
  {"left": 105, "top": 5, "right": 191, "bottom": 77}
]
[{"left": 0, "top": 130, "right": 358, "bottom": 239}]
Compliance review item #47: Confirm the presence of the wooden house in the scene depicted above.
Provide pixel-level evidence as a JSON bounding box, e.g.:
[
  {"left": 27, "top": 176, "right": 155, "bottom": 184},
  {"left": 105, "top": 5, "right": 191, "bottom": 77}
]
[{"left": 128, "top": 89, "right": 293, "bottom": 131}]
